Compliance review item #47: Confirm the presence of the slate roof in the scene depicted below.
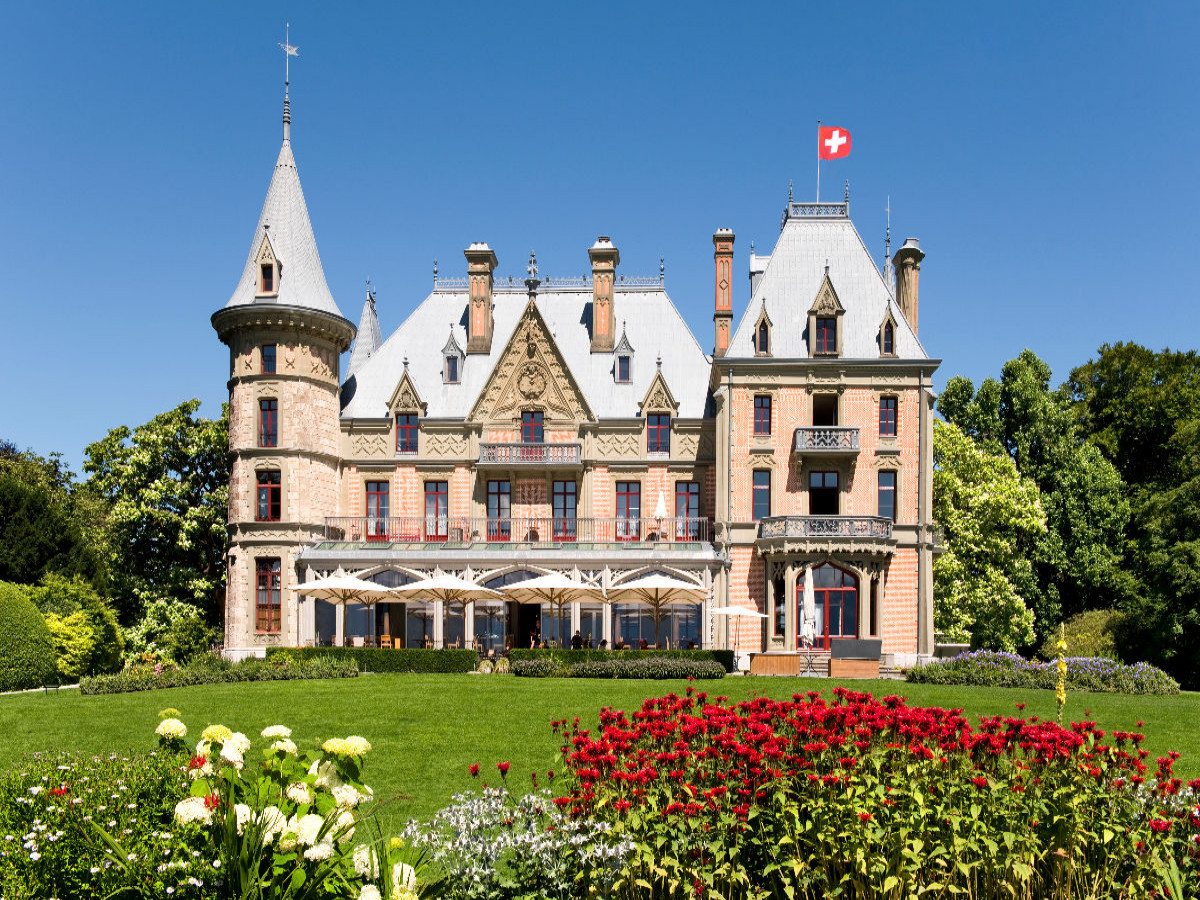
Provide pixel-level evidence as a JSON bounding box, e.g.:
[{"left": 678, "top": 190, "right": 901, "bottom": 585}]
[
  {"left": 726, "top": 205, "right": 927, "bottom": 360},
  {"left": 222, "top": 121, "right": 346, "bottom": 321},
  {"left": 346, "top": 292, "right": 383, "bottom": 378},
  {"left": 340, "top": 282, "right": 711, "bottom": 421}
]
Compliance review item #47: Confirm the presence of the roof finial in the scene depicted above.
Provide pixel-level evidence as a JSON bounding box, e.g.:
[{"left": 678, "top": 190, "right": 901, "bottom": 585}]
[
  {"left": 788, "top": 180, "right": 794, "bottom": 203},
  {"left": 433, "top": 258, "right": 438, "bottom": 285},
  {"left": 525, "top": 250, "right": 541, "bottom": 297},
  {"left": 883, "top": 195, "right": 895, "bottom": 296},
  {"left": 527, "top": 250, "right": 538, "bottom": 280},
  {"left": 278, "top": 24, "right": 298, "bottom": 142},
  {"left": 656, "top": 353, "right": 662, "bottom": 369},
  {"left": 659, "top": 257, "right": 665, "bottom": 282},
  {"left": 403, "top": 355, "right": 409, "bottom": 371},
  {"left": 366, "top": 277, "right": 375, "bottom": 305},
  {"left": 844, "top": 179, "right": 850, "bottom": 203},
  {"left": 750, "top": 239, "right": 755, "bottom": 254}
]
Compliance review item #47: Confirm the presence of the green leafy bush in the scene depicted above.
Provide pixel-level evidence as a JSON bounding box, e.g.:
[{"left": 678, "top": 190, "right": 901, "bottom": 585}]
[
  {"left": 0, "top": 580, "right": 57, "bottom": 691},
  {"left": 512, "top": 656, "right": 725, "bottom": 679},
  {"left": 509, "top": 647, "right": 735, "bottom": 672},
  {"left": 122, "top": 597, "right": 219, "bottom": 666},
  {"left": 906, "top": 650, "right": 1180, "bottom": 694},
  {"left": 43, "top": 610, "right": 96, "bottom": 680},
  {"left": 30, "top": 573, "right": 124, "bottom": 675},
  {"left": 1039, "top": 608, "right": 1124, "bottom": 661},
  {"left": 266, "top": 646, "right": 479, "bottom": 674},
  {"left": 79, "top": 654, "right": 358, "bottom": 695}
]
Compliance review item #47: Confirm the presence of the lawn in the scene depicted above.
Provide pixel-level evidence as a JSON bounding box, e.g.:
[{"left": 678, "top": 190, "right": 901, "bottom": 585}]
[{"left": 3, "top": 675, "right": 1196, "bottom": 831}]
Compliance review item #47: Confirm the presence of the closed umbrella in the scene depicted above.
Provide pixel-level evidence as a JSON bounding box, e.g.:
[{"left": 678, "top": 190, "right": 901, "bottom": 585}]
[
  {"left": 294, "top": 574, "right": 397, "bottom": 646},
  {"left": 607, "top": 573, "right": 706, "bottom": 647},
  {"left": 503, "top": 572, "right": 606, "bottom": 649},
  {"left": 800, "top": 566, "right": 817, "bottom": 648},
  {"left": 389, "top": 574, "right": 502, "bottom": 649}
]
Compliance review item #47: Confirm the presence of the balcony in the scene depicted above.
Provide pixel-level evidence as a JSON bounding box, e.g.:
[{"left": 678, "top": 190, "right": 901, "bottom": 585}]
[
  {"left": 477, "top": 442, "right": 581, "bottom": 467},
  {"left": 792, "top": 426, "right": 860, "bottom": 458},
  {"left": 757, "top": 515, "right": 895, "bottom": 555},
  {"left": 322, "top": 516, "right": 711, "bottom": 546}
]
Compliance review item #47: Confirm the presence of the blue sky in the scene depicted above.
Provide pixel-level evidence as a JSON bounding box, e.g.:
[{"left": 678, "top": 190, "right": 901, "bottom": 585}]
[{"left": 2, "top": 2, "right": 1197, "bottom": 472}]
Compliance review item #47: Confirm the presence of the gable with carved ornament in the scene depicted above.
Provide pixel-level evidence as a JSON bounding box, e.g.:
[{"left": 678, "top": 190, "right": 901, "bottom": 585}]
[{"left": 469, "top": 299, "right": 595, "bottom": 425}]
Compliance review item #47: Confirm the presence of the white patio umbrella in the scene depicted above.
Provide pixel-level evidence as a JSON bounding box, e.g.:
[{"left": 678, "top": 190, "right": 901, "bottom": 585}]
[
  {"left": 800, "top": 566, "right": 817, "bottom": 648},
  {"left": 502, "top": 572, "right": 606, "bottom": 649},
  {"left": 710, "top": 605, "right": 767, "bottom": 654},
  {"left": 607, "top": 573, "right": 707, "bottom": 646},
  {"left": 388, "top": 574, "right": 502, "bottom": 649},
  {"left": 294, "top": 574, "right": 398, "bottom": 646}
]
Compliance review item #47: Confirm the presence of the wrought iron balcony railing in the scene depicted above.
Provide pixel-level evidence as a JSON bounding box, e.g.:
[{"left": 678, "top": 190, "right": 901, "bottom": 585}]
[
  {"left": 478, "top": 442, "right": 582, "bottom": 466},
  {"left": 758, "top": 515, "right": 893, "bottom": 541},
  {"left": 323, "top": 516, "right": 711, "bottom": 545},
  {"left": 792, "top": 426, "right": 860, "bottom": 455}
]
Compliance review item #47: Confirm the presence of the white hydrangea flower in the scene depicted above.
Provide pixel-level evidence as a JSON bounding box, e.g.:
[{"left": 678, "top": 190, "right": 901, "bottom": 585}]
[
  {"left": 359, "top": 886, "right": 382, "bottom": 900},
  {"left": 173, "top": 797, "right": 213, "bottom": 826},
  {"left": 303, "top": 840, "right": 334, "bottom": 861},
  {"left": 271, "top": 739, "right": 298, "bottom": 756},
  {"left": 219, "top": 745, "right": 244, "bottom": 770},
  {"left": 295, "top": 813, "right": 325, "bottom": 847},
  {"left": 277, "top": 816, "right": 300, "bottom": 852},
  {"left": 259, "top": 806, "right": 287, "bottom": 844},
  {"left": 286, "top": 782, "right": 314, "bottom": 805},
  {"left": 188, "top": 760, "right": 214, "bottom": 782},
  {"left": 352, "top": 844, "right": 380, "bottom": 878},
  {"left": 334, "top": 810, "right": 355, "bottom": 844},
  {"left": 309, "top": 760, "right": 342, "bottom": 790},
  {"left": 260, "top": 725, "right": 292, "bottom": 740},
  {"left": 332, "top": 785, "right": 360, "bottom": 810},
  {"left": 233, "top": 804, "right": 252, "bottom": 835},
  {"left": 155, "top": 719, "right": 187, "bottom": 740},
  {"left": 226, "top": 733, "right": 252, "bottom": 755},
  {"left": 344, "top": 736, "right": 372, "bottom": 756},
  {"left": 393, "top": 861, "right": 417, "bottom": 892}
]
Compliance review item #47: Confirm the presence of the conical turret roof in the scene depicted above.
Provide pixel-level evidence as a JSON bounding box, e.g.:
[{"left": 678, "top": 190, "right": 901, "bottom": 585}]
[
  {"left": 223, "top": 103, "right": 345, "bottom": 319},
  {"left": 346, "top": 289, "right": 383, "bottom": 377}
]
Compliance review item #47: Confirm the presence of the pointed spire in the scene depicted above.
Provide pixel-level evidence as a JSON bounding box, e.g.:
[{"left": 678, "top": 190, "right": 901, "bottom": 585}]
[
  {"left": 279, "top": 23, "right": 298, "bottom": 143},
  {"left": 883, "top": 195, "right": 895, "bottom": 297},
  {"left": 346, "top": 283, "right": 383, "bottom": 378}
]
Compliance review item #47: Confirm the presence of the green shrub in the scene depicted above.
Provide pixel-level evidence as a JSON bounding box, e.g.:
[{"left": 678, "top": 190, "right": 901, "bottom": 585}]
[
  {"left": 1038, "top": 608, "right": 1124, "bottom": 661},
  {"left": 265, "top": 646, "right": 479, "bottom": 674},
  {"left": 78, "top": 653, "right": 358, "bottom": 695},
  {"left": 509, "top": 647, "right": 736, "bottom": 672},
  {"left": 30, "top": 573, "right": 124, "bottom": 674},
  {"left": 43, "top": 610, "right": 96, "bottom": 680},
  {"left": 0, "top": 580, "right": 57, "bottom": 691},
  {"left": 512, "top": 656, "right": 725, "bottom": 679},
  {"left": 906, "top": 649, "right": 1180, "bottom": 695},
  {"left": 122, "top": 597, "right": 218, "bottom": 666}
]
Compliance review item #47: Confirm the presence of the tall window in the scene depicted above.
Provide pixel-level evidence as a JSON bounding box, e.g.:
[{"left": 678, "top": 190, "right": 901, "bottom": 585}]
[
  {"left": 424, "top": 481, "right": 448, "bottom": 540},
  {"left": 256, "top": 470, "right": 281, "bottom": 522},
  {"left": 261, "top": 344, "right": 276, "bottom": 374},
  {"left": 616, "top": 481, "right": 641, "bottom": 541},
  {"left": 396, "top": 413, "right": 418, "bottom": 454},
  {"left": 617, "top": 355, "right": 630, "bottom": 383},
  {"left": 260, "top": 264, "right": 274, "bottom": 294},
  {"left": 754, "top": 396, "right": 772, "bottom": 435},
  {"left": 521, "top": 411, "right": 544, "bottom": 443},
  {"left": 647, "top": 414, "right": 671, "bottom": 454},
  {"left": 675, "top": 481, "right": 700, "bottom": 539},
  {"left": 799, "top": 564, "right": 857, "bottom": 650},
  {"left": 879, "top": 396, "right": 898, "bottom": 437},
  {"left": 757, "top": 320, "right": 769, "bottom": 354},
  {"left": 815, "top": 317, "right": 837, "bottom": 354},
  {"left": 752, "top": 470, "right": 771, "bottom": 521},
  {"left": 366, "top": 480, "right": 389, "bottom": 540},
  {"left": 258, "top": 399, "right": 277, "bottom": 447},
  {"left": 553, "top": 480, "right": 577, "bottom": 541},
  {"left": 810, "top": 471, "right": 839, "bottom": 515},
  {"left": 487, "top": 480, "right": 511, "bottom": 541},
  {"left": 255, "top": 558, "right": 281, "bottom": 633},
  {"left": 878, "top": 471, "right": 896, "bottom": 523},
  {"left": 445, "top": 355, "right": 459, "bottom": 384},
  {"left": 882, "top": 321, "right": 895, "bottom": 355}
]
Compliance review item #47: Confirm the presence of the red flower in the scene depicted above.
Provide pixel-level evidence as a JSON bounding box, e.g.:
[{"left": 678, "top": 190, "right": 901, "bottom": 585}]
[
  {"left": 971, "top": 776, "right": 988, "bottom": 789},
  {"left": 497, "top": 761, "right": 511, "bottom": 777},
  {"left": 468, "top": 763, "right": 480, "bottom": 777},
  {"left": 188, "top": 755, "right": 207, "bottom": 770},
  {"left": 1149, "top": 819, "right": 1171, "bottom": 833},
  {"left": 858, "top": 811, "right": 872, "bottom": 822},
  {"left": 203, "top": 791, "right": 221, "bottom": 809}
]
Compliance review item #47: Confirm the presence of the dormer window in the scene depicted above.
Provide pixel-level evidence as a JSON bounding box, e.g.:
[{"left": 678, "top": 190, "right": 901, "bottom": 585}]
[
  {"left": 882, "top": 321, "right": 894, "bottom": 355},
  {"left": 254, "top": 234, "right": 280, "bottom": 297},
  {"left": 617, "top": 355, "right": 631, "bottom": 383},
  {"left": 753, "top": 301, "right": 773, "bottom": 357},
  {"left": 445, "top": 355, "right": 459, "bottom": 383},
  {"left": 815, "top": 317, "right": 837, "bottom": 354},
  {"left": 613, "top": 322, "right": 635, "bottom": 384},
  {"left": 260, "top": 264, "right": 274, "bottom": 294},
  {"left": 441, "top": 326, "right": 465, "bottom": 385},
  {"left": 757, "top": 321, "right": 769, "bottom": 353},
  {"left": 807, "top": 272, "right": 844, "bottom": 358}
]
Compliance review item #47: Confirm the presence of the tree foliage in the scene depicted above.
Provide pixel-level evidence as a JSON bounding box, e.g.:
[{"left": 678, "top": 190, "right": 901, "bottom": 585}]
[
  {"left": 82, "top": 400, "right": 229, "bottom": 625},
  {"left": 932, "top": 419, "right": 1045, "bottom": 650},
  {"left": 29, "top": 573, "right": 124, "bottom": 675},
  {"left": 1068, "top": 343, "right": 1200, "bottom": 687},
  {"left": 938, "top": 350, "right": 1131, "bottom": 642},
  {"left": 0, "top": 580, "right": 58, "bottom": 691}
]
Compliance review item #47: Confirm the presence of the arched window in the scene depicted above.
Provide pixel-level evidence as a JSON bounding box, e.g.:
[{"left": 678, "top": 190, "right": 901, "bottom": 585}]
[{"left": 798, "top": 564, "right": 858, "bottom": 650}]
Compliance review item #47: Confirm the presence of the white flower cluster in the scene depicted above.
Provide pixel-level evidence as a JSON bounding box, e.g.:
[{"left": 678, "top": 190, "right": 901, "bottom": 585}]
[
  {"left": 173, "top": 796, "right": 213, "bottom": 827},
  {"left": 286, "top": 782, "right": 314, "bottom": 805},
  {"left": 155, "top": 718, "right": 188, "bottom": 740},
  {"left": 260, "top": 725, "right": 292, "bottom": 740}
]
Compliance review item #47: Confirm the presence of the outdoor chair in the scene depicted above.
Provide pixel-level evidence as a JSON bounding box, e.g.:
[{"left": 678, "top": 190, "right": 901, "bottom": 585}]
[{"left": 379, "top": 634, "right": 392, "bottom": 649}]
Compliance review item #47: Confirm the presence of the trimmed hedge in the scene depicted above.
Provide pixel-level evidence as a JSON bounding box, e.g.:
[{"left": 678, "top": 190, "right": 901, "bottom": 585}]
[
  {"left": 265, "top": 646, "right": 479, "bottom": 674},
  {"left": 509, "top": 647, "right": 736, "bottom": 673},
  {"left": 906, "top": 650, "right": 1180, "bottom": 695},
  {"left": 0, "top": 581, "right": 57, "bottom": 692},
  {"left": 513, "top": 656, "right": 726, "bottom": 680},
  {"left": 79, "top": 654, "right": 358, "bottom": 695}
]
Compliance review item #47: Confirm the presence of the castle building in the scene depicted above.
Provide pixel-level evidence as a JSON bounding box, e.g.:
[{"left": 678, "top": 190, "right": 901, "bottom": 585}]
[{"left": 213, "top": 94, "right": 940, "bottom": 669}]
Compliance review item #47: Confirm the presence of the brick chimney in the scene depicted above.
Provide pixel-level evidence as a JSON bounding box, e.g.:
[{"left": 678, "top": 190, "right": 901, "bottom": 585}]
[
  {"left": 589, "top": 236, "right": 619, "bottom": 353},
  {"left": 892, "top": 238, "right": 924, "bottom": 334},
  {"left": 712, "top": 228, "right": 735, "bottom": 357},
  {"left": 464, "top": 242, "right": 498, "bottom": 354}
]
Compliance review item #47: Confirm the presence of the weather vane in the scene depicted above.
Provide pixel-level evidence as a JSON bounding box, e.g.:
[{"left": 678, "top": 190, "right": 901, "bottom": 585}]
[{"left": 278, "top": 23, "right": 299, "bottom": 86}]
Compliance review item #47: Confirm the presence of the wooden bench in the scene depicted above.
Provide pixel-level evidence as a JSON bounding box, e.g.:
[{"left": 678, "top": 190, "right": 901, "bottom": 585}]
[{"left": 828, "top": 639, "right": 883, "bottom": 679}]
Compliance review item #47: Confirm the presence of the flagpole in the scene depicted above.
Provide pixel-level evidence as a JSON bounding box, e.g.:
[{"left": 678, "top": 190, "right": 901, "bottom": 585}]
[{"left": 816, "top": 119, "right": 821, "bottom": 202}]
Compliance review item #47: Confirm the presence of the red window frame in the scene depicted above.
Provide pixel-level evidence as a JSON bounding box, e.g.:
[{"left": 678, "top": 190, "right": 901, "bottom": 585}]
[
  {"left": 647, "top": 414, "right": 671, "bottom": 454},
  {"left": 396, "top": 413, "right": 418, "bottom": 454},
  {"left": 424, "top": 481, "right": 448, "bottom": 540},
  {"left": 815, "top": 317, "right": 837, "bottom": 354},
  {"left": 553, "top": 480, "right": 577, "bottom": 542},
  {"left": 521, "top": 411, "right": 544, "bottom": 443},
  {"left": 258, "top": 399, "right": 277, "bottom": 447},
  {"left": 753, "top": 396, "right": 772, "bottom": 435},
  {"left": 879, "top": 396, "right": 898, "bottom": 437},
  {"left": 878, "top": 470, "right": 896, "bottom": 522},
  {"left": 882, "top": 321, "right": 894, "bottom": 355},
  {"left": 256, "top": 469, "right": 281, "bottom": 522},
  {"left": 365, "top": 481, "right": 389, "bottom": 540},
  {"left": 445, "top": 355, "right": 459, "bottom": 383},
  {"left": 260, "top": 264, "right": 274, "bottom": 294},
  {"left": 255, "top": 558, "right": 281, "bottom": 633},
  {"left": 261, "top": 344, "right": 276, "bottom": 374},
  {"left": 675, "top": 481, "right": 699, "bottom": 539},
  {"left": 752, "top": 470, "right": 771, "bottom": 521},
  {"left": 616, "top": 481, "right": 640, "bottom": 541},
  {"left": 487, "top": 480, "right": 511, "bottom": 542}
]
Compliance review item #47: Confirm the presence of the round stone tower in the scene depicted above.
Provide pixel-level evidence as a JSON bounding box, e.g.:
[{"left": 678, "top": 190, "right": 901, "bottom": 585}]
[{"left": 211, "top": 90, "right": 354, "bottom": 656}]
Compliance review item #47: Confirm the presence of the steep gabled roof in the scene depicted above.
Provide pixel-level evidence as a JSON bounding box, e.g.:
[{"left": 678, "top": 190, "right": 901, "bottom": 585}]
[
  {"left": 223, "top": 104, "right": 345, "bottom": 320},
  {"left": 346, "top": 290, "right": 382, "bottom": 378},
  {"left": 727, "top": 204, "right": 927, "bottom": 360}
]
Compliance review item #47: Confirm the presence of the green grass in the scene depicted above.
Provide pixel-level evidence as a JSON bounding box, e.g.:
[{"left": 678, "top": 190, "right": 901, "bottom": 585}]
[{"left": 2, "top": 675, "right": 1197, "bottom": 832}]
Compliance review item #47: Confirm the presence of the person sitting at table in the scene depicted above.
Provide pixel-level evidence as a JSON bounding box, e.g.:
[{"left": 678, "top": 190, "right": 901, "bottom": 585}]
[
  {"left": 570, "top": 630, "right": 584, "bottom": 650},
  {"left": 639, "top": 638, "right": 649, "bottom": 650},
  {"left": 423, "top": 635, "right": 432, "bottom": 649},
  {"left": 598, "top": 638, "right": 609, "bottom": 650},
  {"left": 614, "top": 638, "right": 626, "bottom": 650}
]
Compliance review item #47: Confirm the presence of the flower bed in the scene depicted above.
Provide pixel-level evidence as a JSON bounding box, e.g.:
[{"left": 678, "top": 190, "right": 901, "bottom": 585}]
[
  {"left": 552, "top": 687, "right": 1198, "bottom": 897},
  {"left": 79, "top": 653, "right": 358, "bottom": 695},
  {"left": 510, "top": 647, "right": 736, "bottom": 672},
  {"left": 907, "top": 650, "right": 1180, "bottom": 695},
  {"left": 512, "top": 657, "right": 725, "bottom": 680},
  {"left": 266, "top": 646, "right": 479, "bottom": 674}
]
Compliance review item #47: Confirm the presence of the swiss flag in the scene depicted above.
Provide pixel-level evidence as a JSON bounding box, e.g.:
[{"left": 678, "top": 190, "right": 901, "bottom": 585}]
[{"left": 818, "top": 125, "right": 852, "bottom": 160}]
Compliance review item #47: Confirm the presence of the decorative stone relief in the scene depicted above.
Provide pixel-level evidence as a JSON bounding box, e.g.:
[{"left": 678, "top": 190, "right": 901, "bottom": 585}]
[
  {"left": 595, "top": 433, "right": 640, "bottom": 458},
  {"left": 350, "top": 434, "right": 389, "bottom": 457},
  {"left": 676, "top": 433, "right": 699, "bottom": 456},
  {"left": 425, "top": 432, "right": 468, "bottom": 458}
]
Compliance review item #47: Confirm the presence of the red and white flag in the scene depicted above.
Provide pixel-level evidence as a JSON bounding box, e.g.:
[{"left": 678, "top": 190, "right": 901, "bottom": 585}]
[{"left": 818, "top": 125, "right": 852, "bottom": 160}]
